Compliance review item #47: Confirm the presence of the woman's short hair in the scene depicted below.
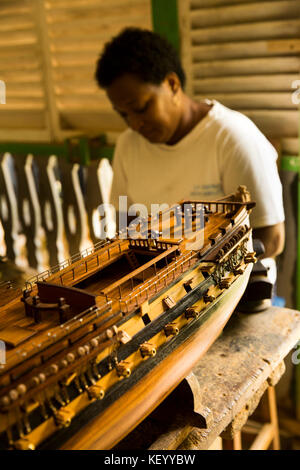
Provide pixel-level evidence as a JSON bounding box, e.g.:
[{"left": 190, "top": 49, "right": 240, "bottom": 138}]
[{"left": 95, "top": 27, "right": 186, "bottom": 89}]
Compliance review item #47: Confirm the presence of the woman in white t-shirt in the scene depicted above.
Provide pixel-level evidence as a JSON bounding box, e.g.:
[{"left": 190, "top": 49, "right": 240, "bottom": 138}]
[{"left": 95, "top": 27, "right": 285, "bottom": 262}]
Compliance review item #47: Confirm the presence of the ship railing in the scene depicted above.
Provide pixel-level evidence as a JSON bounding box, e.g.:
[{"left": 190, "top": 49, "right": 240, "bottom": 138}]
[
  {"left": 182, "top": 200, "right": 249, "bottom": 216},
  {"left": 129, "top": 238, "right": 180, "bottom": 251},
  {"left": 116, "top": 250, "right": 199, "bottom": 314},
  {"left": 203, "top": 201, "right": 232, "bottom": 214},
  {"left": 24, "top": 238, "right": 114, "bottom": 291}
]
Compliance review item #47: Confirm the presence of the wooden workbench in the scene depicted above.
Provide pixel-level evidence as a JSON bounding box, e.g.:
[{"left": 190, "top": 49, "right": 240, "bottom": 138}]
[{"left": 114, "top": 306, "right": 300, "bottom": 450}]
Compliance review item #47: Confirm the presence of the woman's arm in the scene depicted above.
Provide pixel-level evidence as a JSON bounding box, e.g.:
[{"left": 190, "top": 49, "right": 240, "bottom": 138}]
[{"left": 252, "top": 221, "right": 285, "bottom": 258}]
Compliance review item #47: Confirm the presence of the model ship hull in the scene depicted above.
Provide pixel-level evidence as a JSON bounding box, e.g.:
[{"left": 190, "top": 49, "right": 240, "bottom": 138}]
[
  {"left": 0, "top": 187, "right": 256, "bottom": 450},
  {"left": 55, "top": 266, "right": 252, "bottom": 450}
]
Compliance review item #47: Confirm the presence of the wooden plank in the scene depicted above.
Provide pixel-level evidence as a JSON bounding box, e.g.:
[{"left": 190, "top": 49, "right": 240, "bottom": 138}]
[
  {"left": 190, "top": 1, "right": 300, "bottom": 28},
  {"left": 191, "top": 0, "right": 267, "bottom": 7},
  {"left": 47, "top": 4, "right": 150, "bottom": 24},
  {"left": 52, "top": 50, "right": 99, "bottom": 65},
  {"left": 0, "top": 111, "right": 46, "bottom": 128},
  {"left": 178, "top": 0, "right": 193, "bottom": 96},
  {"left": 13, "top": 154, "right": 41, "bottom": 269},
  {"left": 5, "top": 83, "right": 44, "bottom": 98},
  {"left": 0, "top": 100, "right": 45, "bottom": 110},
  {"left": 0, "top": 59, "right": 41, "bottom": 73},
  {"left": 0, "top": 19, "right": 35, "bottom": 33},
  {"left": 0, "top": 45, "right": 40, "bottom": 58},
  {"left": 267, "top": 386, "right": 280, "bottom": 449},
  {"left": 0, "top": 5, "right": 31, "bottom": 18},
  {"left": 33, "top": 155, "right": 64, "bottom": 267},
  {"left": 59, "top": 111, "right": 125, "bottom": 133},
  {"left": 58, "top": 158, "right": 92, "bottom": 256},
  {"left": 57, "top": 97, "right": 111, "bottom": 109},
  {"left": 242, "top": 110, "right": 299, "bottom": 137},
  {"left": 53, "top": 68, "right": 95, "bottom": 83},
  {"left": 249, "top": 423, "right": 274, "bottom": 450},
  {"left": 195, "top": 93, "right": 298, "bottom": 110},
  {"left": 192, "top": 39, "right": 300, "bottom": 61},
  {"left": 85, "top": 159, "right": 114, "bottom": 244},
  {"left": 0, "top": 129, "right": 51, "bottom": 143},
  {"left": 46, "top": 0, "right": 150, "bottom": 10},
  {"left": 193, "top": 74, "right": 299, "bottom": 93},
  {"left": 0, "top": 30, "right": 37, "bottom": 47},
  {"left": 192, "top": 56, "right": 300, "bottom": 78},
  {"left": 54, "top": 82, "right": 100, "bottom": 96},
  {"left": 0, "top": 154, "right": 18, "bottom": 262},
  {"left": 281, "top": 138, "right": 299, "bottom": 155},
  {"left": 0, "top": 70, "right": 41, "bottom": 83},
  {"left": 50, "top": 27, "right": 136, "bottom": 43},
  {"left": 34, "top": 0, "right": 61, "bottom": 141},
  {"left": 191, "top": 20, "right": 300, "bottom": 45}
]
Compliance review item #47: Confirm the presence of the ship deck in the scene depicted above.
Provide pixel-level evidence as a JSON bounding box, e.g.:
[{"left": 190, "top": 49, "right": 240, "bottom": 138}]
[{"left": 0, "top": 210, "right": 229, "bottom": 362}]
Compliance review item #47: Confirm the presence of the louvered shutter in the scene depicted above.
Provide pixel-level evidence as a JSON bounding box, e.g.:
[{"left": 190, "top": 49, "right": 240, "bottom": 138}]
[
  {"left": 46, "top": 0, "right": 152, "bottom": 138},
  {"left": 0, "top": 0, "right": 152, "bottom": 142},
  {"left": 179, "top": 0, "right": 300, "bottom": 155},
  {"left": 0, "top": 0, "right": 50, "bottom": 141}
]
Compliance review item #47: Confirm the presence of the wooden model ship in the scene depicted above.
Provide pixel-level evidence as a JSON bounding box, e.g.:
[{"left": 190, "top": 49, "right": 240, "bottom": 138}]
[{"left": 0, "top": 186, "right": 256, "bottom": 450}]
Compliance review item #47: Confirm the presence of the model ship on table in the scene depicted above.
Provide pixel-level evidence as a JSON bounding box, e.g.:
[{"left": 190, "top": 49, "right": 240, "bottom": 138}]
[{"left": 0, "top": 186, "right": 256, "bottom": 450}]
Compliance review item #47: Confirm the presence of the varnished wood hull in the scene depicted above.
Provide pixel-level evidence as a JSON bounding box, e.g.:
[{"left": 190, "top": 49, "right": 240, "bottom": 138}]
[
  {"left": 43, "top": 265, "right": 252, "bottom": 450},
  {"left": 0, "top": 188, "right": 256, "bottom": 450}
]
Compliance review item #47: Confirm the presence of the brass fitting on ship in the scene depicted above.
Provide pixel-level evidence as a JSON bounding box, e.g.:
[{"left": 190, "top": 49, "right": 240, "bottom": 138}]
[
  {"left": 203, "top": 293, "right": 216, "bottom": 303},
  {"left": 116, "top": 361, "right": 131, "bottom": 378},
  {"left": 185, "top": 307, "right": 200, "bottom": 319},
  {"left": 54, "top": 407, "right": 75, "bottom": 428},
  {"left": 139, "top": 343, "right": 156, "bottom": 358},
  {"left": 233, "top": 267, "right": 244, "bottom": 275},
  {"left": 244, "top": 252, "right": 257, "bottom": 264},
  {"left": 88, "top": 385, "right": 105, "bottom": 400},
  {"left": 219, "top": 278, "right": 232, "bottom": 289},
  {"left": 164, "top": 323, "right": 179, "bottom": 337}
]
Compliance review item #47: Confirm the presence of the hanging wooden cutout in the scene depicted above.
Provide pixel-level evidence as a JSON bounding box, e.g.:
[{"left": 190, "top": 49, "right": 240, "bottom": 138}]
[{"left": 0, "top": 153, "right": 22, "bottom": 264}]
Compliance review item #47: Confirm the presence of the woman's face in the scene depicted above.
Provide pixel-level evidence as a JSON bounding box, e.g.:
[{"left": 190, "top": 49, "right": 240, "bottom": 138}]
[{"left": 106, "top": 73, "right": 182, "bottom": 144}]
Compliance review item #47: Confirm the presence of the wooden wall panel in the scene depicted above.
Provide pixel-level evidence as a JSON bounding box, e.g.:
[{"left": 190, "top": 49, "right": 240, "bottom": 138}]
[
  {"left": 0, "top": 0, "right": 298, "bottom": 150},
  {"left": 46, "top": 0, "right": 152, "bottom": 138},
  {"left": 0, "top": 0, "right": 49, "bottom": 141},
  {"left": 0, "top": 0, "right": 152, "bottom": 142},
  {"left": 179, "top": 0, "right": 300, "bottom": 155}
]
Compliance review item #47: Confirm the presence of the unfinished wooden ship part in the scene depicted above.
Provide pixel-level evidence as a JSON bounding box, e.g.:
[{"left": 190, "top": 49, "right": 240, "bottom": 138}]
[{"left": 0, "top": 187, "right": 256, "bottom": 450}]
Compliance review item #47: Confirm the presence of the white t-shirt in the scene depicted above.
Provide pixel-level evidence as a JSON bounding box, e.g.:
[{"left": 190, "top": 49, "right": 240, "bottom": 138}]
[{"left": 111, "top": 100, "right": 285, "bottom": 232}]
